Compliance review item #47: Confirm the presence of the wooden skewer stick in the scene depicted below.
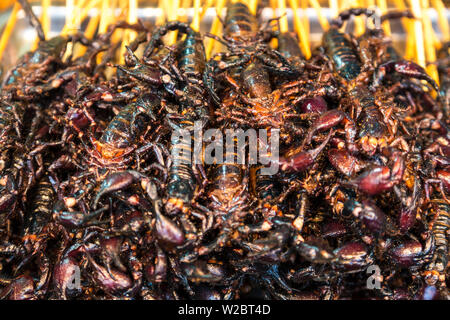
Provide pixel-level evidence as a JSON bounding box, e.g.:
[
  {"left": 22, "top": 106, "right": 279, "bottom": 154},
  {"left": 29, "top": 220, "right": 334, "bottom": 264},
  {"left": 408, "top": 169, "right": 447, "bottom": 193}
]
[
  {"left": 99, "top": 0, "right": 111, "bottom": 34},
  {"left": 179, "top": 0, "right": 192, "bottom": 23},
  {"left": 61, "top": 0, "right": 76, "bottom": 62},
  {"left": 0, "top": 2, "right": 20, "bottom": 62},
  {"left": 392, "top": 0, "right": 416, "bottom": 60},
  {"left": 301, "top": 0, "right": 310, "bottom": 36},
  {"left": 249, "top": 0, "right": 258, "bottom": 16},
  {"left": 353, "top": 0, "right": 365, "bottom": 36},
  {"left": 191, "top": 0, "right": 201, "bottom": 32},
  {"left": 421, "top": 0, "right": 439, "bottom": 84},
  {"left": 76, "top": 9, "right": 100, "bottom": 57},
  {"left": 377, "top": 0, "right": 391, "bottom": 36},
  {"left": 288, "top": 0, "right": 311, "bottom": 58},
  {"left": 431, "top": 0, "right": 449, "bottom": 42},
  {"left": 167, "top": 0, "right": 180, "bottom": 45},
  {"left": 329, "top": 0, "right": 339, "bottom": 18},
  {"left": 308, "top": 0, "right": 329, "bottom": 31},
  {"left": 270, "top": 0, "right": 278, "bottom": 48},
  {"left": 206, "top": 0, "right": 226, "bottom": 59},
  {"left": 277, "top": 0, "right": 289, "bottom": 34},
  {"left": 366, "top": 0, "right": 375, "bottom": 8},
  {"left": 32, "top": 0, "right": 51, "bottom": 51},
  {"left": 200, "top": 0, "right": 215, "bottom": 20},
  {"left": 409, "top": 0, "right": 426, "bottom": 68},
  {"left": 128, "top": 0, "right": 138, "bottom": 43},
  {"left": 156, "top": 0, "right": 167, "bottom": 26},
  {"left": 42, "top": 0, "right": 51, "bottom": 38},
  {"left": 61, "top": 0, "right": 101, "bottom": 35},
  {"left": 0, "top": 0, "right": 15, "bottom": 11}
]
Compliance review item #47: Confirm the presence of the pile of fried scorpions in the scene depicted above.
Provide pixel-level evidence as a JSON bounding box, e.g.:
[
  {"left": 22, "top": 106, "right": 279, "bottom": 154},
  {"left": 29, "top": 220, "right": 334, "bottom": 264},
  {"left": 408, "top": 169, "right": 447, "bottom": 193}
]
[{"left": 0, "top": 0, "right": 448, "bottom": 300}]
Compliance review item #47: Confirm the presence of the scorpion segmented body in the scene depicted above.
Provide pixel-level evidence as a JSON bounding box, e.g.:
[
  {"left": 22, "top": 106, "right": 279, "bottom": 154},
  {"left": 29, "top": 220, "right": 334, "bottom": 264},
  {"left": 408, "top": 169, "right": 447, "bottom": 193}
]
[
  {"left": 144, "top": 22, "right": 209, "bottom": 215},
  {"left": 424, "top": 200, "right": 449, "bottom": 298},
  {"left": 323, "top": 28, "right": 361, "bottom": 81},
  {"left": 204, "top": 1, "right": 296, "bottom": 104},
  {"left": 224, "top": 1, "right": 259, "bottom": 42},
  {"left": 88, "top": 93, "right": 161, "bottom": 168},
  {"left": 0, "top": 101, "right": 25, "bottom": 172},
  {"left": 325, "top": 9, "right": 390, "bottom": 154},
  {"left": 22, "top": 176, "right": 55, "bottom": 249},
  {"left": 437, "top": 43, "right": 449, "bottom": 114}
]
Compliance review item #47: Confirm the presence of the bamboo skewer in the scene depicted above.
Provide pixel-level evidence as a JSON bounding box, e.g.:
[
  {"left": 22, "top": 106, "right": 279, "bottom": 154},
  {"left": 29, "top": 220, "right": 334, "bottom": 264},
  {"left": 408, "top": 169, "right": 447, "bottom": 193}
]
[
  {"left": 0, "top": 1, "right": 15, "bottom": 11},
  {"left": 278, "top": 0, "right": 289, "bottom": 33},
  {"left": 180, "top": 0, "right": 192, "bottom": 23},
  {"left": 41, "top": 0, "right": 51, "bottom": 39},
  {"left": 392, "top": 0, "right": 416, "bottom": 60},
  {"left": 156, "top": 0, "right": 167, "bottom": 26},
  {"left": 191, "top": 0, "right": 201, "bottom": 32},
  {"left": 309, "top": 0, "right": 329, "bottom": 31},
  {"left": 377, "top": 0, "right": 391, "bottom": 36},
  {"left": 431, "top": 0, "right": 449, "bottom": 42},
  {"left": 0, "top": 2, "right": 20, "bottom": 62},
  {"left": 128, "top": 0, "right": 138, "bottom": 43},
  {"left": 270, "top": 0, "right": 278, "bottom": 48},
  {"left": 98, "top": 0, "right": 110, "bottom": 35},
  {"left": 301, "top": 0, "right": 310, "bottom": 37},
  {"left": 167, "top": 0, "right": 180, "bottom": 45},
  {"left": 289, "top": 0, "right": 311, "bottom": 58},
  {"left": 61, "top": 0, "right": 101, "bottom": 35},
  {"left": 329, "top": 0, "right": 339, "bottom": 18},
  {"left": 32, "top": 0, "right": 51, "bottom": 50},
  {"left": 353, "top": 0, "right": 365, "bottom": 36},
  {"left": 421, "top": 0, "right": 439, "bottom": 84},
  {"left": 0, "top": 0, "right": 447, "bottom": 86},
  {"left": 249, "top": 0, "right": 259, "bottom": 16},
  {"left": 200, "top": 0, "right": 215, "bottom": 20},
  {"left": 409, "top": 0, "right": 426, "bottom": 68},
  {"left": 206, "top": 0, "right": 226, "bottom": 59}
]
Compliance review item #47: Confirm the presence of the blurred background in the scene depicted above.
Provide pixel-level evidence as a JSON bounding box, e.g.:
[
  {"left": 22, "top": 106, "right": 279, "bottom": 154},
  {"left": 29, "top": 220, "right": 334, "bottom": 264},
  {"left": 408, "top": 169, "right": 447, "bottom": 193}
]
[{"left": 0, "top": 0, "right": 448, "bottom": 81}]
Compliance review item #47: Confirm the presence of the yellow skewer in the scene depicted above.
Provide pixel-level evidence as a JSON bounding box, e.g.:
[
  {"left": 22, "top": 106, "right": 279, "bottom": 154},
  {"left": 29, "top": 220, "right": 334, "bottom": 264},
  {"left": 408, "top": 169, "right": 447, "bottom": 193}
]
[
  {"left": 99, "top": 0, "right": 110, "bottom": 34},
  {"left": 392, "top": 0, "right": 416, "bottom": 60},
  {"left": 421, "top": 0, "right": 439, "bottom": 84},
  {"left": 309, "top": 0, "right": 329, "bottom": 31},
  {"left": 301, "top": 0, "right": 310, "bottom": 37},
  {"left": 288, "top": 0, "right": 311, "bottom": 58},
  {"left": 191, "top": 0, "right": 201, "bottom": 32},
  {"left": 61, "top": 0, "right": 101, "bottom": 35},
  {"left": 74, "top": 0, "right": 102, "bottom": 57},
  {"left": 179, "top": 0, "right": 192, "bottom": 23},
  {"left": 353, "top": 0, "right": 365, "bottom": 36},
  {"left": 249, "top": 0, "right": 258, "bottom": 16},
  {"left": 111, "top": 0, "right": 123, "bottom": 43},
  {"left": 206, "top": 0, "right": 226, "bottom": 59},
  {"left": 431, "top": 0, "right": 449, "bottom": 42},
  {"left": 408, "top": 0, "right": 426, "bottom": 68},
  {"left": 200, "top": 0, "right": 215, "bottom": 20},
  {"left": 329, "top": 0, "right": 339, "bottom": 18},
  {"left": 42, "top": 0, "right": 51, "bottom": 38},
  {"left": 0, "top": 1, "right": 15, "bottom": 11},
  {"left": 377, "top": 0, "right": 391, "bottom": 36},
  {"left": 128, "top": 0, "right": 138, "bottom": 43},
  {"left": 269, "top": 0, "right": 278, "bottom": 48},
  {"left": 278, "top": 0, "right": 289, "bottom": 33},
  {"left": 166, "top": 0, "right": 180, "bottom": 45},
  {"left": 31, "top": 0, "right": 51, "bottom": 51},
  {"left": 62, "top": 0, "right": 76, "bottom": 62},
  {"left": 156, "top": 0, "right": 167, "bottom": 26},
  {"left": 64, "top": 0, "right": 75, "bottom": 35},
  {"left": 0, "top": 2, "right": 20, "bottom": 62}
]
